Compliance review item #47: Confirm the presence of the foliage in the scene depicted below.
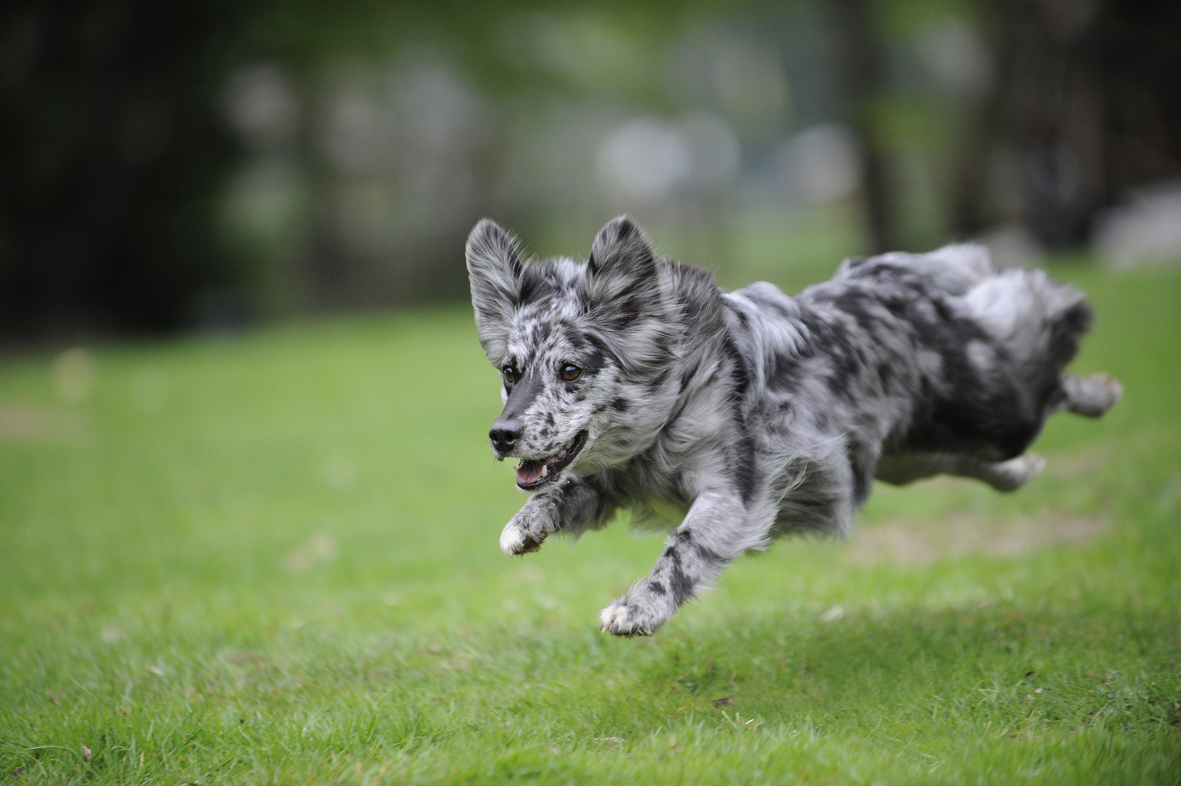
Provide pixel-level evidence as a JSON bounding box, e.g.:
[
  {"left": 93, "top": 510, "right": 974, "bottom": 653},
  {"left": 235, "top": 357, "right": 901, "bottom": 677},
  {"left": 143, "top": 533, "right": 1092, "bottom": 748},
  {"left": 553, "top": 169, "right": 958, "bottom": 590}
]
[{"left": 6, "top": 0, "right": 1179, "bottom": 337}]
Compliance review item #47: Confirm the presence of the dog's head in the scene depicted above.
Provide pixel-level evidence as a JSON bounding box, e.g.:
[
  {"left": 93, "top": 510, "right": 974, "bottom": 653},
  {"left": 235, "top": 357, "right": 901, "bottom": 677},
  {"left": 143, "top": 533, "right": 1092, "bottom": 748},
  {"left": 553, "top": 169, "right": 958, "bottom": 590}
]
[{"left": 466, "top": 216, "right": 676, "bottom": 491}]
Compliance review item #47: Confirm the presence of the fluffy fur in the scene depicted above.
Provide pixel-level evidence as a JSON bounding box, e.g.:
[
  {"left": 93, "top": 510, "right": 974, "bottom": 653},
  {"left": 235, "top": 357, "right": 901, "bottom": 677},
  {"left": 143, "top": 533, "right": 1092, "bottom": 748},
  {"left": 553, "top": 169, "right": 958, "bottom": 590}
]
[{"left": 466, "top": 216, "right": 1122, "bottom": 636}]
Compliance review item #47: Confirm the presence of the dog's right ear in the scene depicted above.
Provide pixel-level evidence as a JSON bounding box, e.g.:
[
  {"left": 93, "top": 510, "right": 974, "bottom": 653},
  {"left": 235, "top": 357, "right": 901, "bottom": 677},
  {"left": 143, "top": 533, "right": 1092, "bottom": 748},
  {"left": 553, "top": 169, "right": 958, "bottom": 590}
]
[
  {"left": 584, "top": 216, "right": 659, "bottom": 323},
  {"left": 466, "top": 219, "right": 524, "bottom": 359}
]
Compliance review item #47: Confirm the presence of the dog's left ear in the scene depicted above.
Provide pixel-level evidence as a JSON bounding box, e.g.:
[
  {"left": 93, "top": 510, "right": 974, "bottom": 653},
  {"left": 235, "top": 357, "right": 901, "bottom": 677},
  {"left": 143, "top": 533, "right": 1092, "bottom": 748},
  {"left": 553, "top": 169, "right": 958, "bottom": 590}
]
[
  {"left": 466, "top": 218, "right": 526, "bottom": 359},
  {"left": 584, "top": 216, "right": 659, "bottom": 321}
]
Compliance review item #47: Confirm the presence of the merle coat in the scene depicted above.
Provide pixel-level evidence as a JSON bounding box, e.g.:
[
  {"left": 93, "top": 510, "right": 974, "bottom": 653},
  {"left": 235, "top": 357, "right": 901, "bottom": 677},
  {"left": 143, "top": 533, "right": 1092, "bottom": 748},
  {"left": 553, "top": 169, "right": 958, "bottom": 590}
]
[{"left": 466, "top": 216, "right": 1121, "bottom": 635}]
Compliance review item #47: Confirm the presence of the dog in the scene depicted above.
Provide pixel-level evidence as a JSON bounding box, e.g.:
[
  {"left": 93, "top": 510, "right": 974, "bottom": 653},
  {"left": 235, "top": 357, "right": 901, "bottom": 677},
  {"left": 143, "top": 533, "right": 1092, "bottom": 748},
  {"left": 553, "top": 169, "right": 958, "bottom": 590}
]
[{"left": 465, "top": 216, "right": 1121, "bottom": 636}]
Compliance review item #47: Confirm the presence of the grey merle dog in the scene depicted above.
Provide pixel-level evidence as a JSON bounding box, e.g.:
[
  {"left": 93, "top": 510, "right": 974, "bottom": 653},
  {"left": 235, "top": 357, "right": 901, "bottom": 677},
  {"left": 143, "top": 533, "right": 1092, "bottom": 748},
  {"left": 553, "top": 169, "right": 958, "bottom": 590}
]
[{"left": 466, "top": 216, "right": 1121, "bottom": 636}]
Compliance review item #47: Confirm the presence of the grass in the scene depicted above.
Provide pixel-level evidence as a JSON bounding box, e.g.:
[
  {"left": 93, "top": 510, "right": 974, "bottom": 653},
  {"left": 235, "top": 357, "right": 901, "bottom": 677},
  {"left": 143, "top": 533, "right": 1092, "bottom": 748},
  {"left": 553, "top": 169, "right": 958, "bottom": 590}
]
[{"left": 1, "top": 260, "right": 1180, "bottom": 784}]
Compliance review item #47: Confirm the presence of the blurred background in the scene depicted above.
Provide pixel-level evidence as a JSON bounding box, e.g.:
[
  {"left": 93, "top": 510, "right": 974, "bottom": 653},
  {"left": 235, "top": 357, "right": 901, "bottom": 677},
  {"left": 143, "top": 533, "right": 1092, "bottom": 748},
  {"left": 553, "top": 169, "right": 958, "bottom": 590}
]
[{"left": 2, "top": 0, "right": 1180, "bottom": 341}]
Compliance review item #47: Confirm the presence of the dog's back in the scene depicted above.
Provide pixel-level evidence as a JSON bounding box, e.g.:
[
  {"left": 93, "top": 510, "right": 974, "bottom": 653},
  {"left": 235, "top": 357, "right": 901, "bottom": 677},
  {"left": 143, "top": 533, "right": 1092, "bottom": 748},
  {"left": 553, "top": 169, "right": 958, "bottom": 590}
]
[
  {"left": 727, "top": 244, "right": 1111, "bottom": 536},
  {"left": 820, "top": 246, "right": 1093, "bottom": 460}
]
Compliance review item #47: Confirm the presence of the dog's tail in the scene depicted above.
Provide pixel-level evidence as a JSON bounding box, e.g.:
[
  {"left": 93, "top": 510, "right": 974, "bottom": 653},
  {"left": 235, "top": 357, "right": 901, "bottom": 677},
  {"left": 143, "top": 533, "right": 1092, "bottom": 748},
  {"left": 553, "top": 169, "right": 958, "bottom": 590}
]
[{"left": 962, "top": 266, "right": 1092, "bottom": 374}]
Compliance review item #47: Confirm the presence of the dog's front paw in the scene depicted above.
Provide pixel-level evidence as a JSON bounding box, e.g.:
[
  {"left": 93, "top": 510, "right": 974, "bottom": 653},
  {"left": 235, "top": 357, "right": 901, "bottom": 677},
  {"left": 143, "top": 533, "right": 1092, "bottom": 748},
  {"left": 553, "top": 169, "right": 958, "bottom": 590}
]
[
  {"left": 499, "top": 521, "right": 547, "bottom": 556},
  {"left": 599, "top": 587, "right": 671, "bottom": 636},
  {"left": 499, "top": 502, "right": 558, "bottom": 557}
]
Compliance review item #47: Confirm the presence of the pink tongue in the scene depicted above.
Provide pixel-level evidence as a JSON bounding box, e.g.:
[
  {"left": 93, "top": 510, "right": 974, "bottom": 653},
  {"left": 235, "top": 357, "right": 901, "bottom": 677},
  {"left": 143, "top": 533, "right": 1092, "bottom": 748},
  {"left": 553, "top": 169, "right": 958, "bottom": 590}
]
[{"left": 517, "top": 460, "right": 544, "bottom": 485}]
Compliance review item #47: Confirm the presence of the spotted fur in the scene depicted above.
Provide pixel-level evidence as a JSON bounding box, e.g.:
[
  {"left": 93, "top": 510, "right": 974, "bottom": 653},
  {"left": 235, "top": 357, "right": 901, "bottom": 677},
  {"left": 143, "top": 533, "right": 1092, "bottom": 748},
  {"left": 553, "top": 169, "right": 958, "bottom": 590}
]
[{"left": 466, "top": 216, "right": 1122, "bottom": 636}]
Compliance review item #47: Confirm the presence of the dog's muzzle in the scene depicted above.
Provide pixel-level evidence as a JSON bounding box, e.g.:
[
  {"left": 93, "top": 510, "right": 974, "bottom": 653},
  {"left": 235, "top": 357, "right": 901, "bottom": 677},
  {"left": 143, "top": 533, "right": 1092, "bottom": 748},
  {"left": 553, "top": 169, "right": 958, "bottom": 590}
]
[
  {"left": 489, "top": 419, "right": 522, "bottom": 455},
  {"left": 515, "top": 430, "right": 588, "bottom": 491}
]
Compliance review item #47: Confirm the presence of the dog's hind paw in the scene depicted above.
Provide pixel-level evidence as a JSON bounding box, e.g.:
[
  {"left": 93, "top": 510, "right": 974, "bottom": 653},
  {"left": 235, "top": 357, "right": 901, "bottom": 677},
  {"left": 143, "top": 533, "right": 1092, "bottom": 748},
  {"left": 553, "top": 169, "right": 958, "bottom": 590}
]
[
  {"left": 986, "top": 453, "right": 1045, "bottom": 492},
  {"left": 1062, "top": 372, "right": 1123, "bottom": 418},
  {"left": 500, "top": 522, "right": 545, "bottom": 556},
  {"left": 1087, "top": 373, "right": 1123, "bottom": 412}
]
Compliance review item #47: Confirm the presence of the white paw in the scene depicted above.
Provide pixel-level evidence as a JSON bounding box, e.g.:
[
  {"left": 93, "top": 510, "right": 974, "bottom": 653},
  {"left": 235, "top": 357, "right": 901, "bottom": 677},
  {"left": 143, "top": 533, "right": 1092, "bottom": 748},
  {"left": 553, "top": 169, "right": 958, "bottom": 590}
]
[
  {"left": 500, "top": 523, "right": 525, "bottom": 556},
  {"left": 1068, "top": 373, "right": 1123, "bottom": 417},
  {"left": 599, "top": 600, "right": 642, "bottom": 636},
  {"left": 1090, "top": 373, "right": 1123, "bottom": 406},
  {"left": 991, "top": 453, "right": 1045, "bottom": 492},
  {"left": 499, "top": 522, "right": 545, "bottom": 557},
  {"left": 599, "top": 593, "right": 666, "bottom": 637}
]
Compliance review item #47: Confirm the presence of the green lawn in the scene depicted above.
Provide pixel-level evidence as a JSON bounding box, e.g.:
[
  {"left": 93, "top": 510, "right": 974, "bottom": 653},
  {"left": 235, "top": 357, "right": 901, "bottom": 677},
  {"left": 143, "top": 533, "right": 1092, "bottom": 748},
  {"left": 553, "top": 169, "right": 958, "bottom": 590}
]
[{"left": 2, "top": 263, "right": 1179, "bottom": 784}]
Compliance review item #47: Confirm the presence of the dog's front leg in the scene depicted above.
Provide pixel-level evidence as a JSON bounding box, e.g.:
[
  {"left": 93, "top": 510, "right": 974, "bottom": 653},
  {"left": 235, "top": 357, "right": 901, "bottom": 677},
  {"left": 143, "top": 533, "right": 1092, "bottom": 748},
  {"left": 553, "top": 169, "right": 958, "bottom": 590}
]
[
  {"left": 600, "top": 490, "right": 756, "bottom": 636},
  {"left": 500, "top": 476, "right": 614, "bottom": 556}
]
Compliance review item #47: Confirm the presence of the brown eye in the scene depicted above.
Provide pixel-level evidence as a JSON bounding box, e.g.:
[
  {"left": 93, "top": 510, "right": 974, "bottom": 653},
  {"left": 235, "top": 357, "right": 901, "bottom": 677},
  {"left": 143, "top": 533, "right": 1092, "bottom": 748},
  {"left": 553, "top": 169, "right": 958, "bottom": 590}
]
[
  {"left": 560, "top": 364, "right": 581, "bottom": 381},
  {"left": 502, "top": 366, "right": 517, "bottom": 384}
]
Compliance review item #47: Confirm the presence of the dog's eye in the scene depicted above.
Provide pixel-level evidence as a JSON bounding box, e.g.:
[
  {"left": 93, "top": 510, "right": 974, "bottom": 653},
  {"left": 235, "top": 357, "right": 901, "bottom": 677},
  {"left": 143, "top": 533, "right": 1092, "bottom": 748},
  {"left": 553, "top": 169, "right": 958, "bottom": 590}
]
[
  {"left": 560, "top": 364, "right": 582, "bottom": 381},
  {"left": 502, "top": 366, "right": 517, "bottom": 384}
]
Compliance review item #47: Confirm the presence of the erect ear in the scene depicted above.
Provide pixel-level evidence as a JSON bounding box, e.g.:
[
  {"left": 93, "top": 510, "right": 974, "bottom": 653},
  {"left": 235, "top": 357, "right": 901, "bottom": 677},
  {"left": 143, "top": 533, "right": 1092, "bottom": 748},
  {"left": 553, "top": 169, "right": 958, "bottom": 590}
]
[
  {"left": 584, "top": 216, "right": 659, "bottom": 322},
  {"left": 466, "top": 219, "right": 525, "bottom": 359}
]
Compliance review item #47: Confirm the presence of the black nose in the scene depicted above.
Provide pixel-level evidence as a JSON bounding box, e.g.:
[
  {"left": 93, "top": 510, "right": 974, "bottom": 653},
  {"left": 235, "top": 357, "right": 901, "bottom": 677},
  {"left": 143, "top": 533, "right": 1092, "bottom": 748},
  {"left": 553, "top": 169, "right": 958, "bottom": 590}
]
[{"left": 489, "top": 419, "right": 522, "bottom": 453}]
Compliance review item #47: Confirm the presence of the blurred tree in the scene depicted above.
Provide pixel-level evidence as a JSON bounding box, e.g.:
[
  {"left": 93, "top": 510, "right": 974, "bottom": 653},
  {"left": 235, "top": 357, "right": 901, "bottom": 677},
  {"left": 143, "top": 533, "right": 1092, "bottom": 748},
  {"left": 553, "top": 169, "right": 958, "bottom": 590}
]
[
  {"left": 0, "top": 0, "right": 247, "bottom": 337},
  {"left": 831, "top": 0, "right": 896, "bottom": 254},
  {"left": 2, "top": 0, "right": 1177, "bottom": 340},
  {"left": 947, "top": 0, "right": 1181, "bottom": 248},
  {"left": 0, "top": 0, "right": 747, "bottom": 339}
]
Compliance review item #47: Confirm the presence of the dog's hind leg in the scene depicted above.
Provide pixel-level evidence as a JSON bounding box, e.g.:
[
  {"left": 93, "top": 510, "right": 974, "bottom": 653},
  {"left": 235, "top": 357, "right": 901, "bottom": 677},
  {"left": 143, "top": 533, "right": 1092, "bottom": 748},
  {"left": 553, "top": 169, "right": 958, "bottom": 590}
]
[
  {"left": 967, "top": 454, "right": 1046, "bottom": 491},
  {"left": 600, "top": 490, "right": 770, "bottom": 636},
  {"left": 876, "top": 452, "right": 1045, "bottom": 492},
  {"left": 1053, "top": 372, "right": 1123, "bottom": 418}
]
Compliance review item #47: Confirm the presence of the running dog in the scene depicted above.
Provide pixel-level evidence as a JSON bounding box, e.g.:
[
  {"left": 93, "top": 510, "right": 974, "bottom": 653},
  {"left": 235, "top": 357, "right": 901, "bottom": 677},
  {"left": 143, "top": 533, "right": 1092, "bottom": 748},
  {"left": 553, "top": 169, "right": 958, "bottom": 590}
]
[{"left": 465, "top": 216, "right": 1121, "bottom": 636}]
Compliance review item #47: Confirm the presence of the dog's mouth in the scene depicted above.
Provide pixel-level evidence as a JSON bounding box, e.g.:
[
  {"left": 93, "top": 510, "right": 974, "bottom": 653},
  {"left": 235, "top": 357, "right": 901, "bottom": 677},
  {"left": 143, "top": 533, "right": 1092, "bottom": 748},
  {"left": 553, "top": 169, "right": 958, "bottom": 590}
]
[{"left": 516, "top": 431, "right": 588, "bottom": 491}]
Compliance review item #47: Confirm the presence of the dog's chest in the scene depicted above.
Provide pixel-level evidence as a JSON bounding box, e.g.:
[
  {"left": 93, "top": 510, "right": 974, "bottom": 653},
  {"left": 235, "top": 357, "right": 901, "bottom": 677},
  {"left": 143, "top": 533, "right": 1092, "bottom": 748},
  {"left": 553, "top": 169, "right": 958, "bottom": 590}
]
[{"left": 609, "top": 450, "right": 692, "bottom": 508}]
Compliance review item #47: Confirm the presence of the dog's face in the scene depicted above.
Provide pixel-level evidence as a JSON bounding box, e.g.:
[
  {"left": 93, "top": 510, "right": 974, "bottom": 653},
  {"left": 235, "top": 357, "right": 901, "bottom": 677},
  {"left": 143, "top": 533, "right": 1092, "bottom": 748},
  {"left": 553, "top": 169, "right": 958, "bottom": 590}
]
[{"left": 466, "top": 216, "right": 674, "bottom": 491}]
